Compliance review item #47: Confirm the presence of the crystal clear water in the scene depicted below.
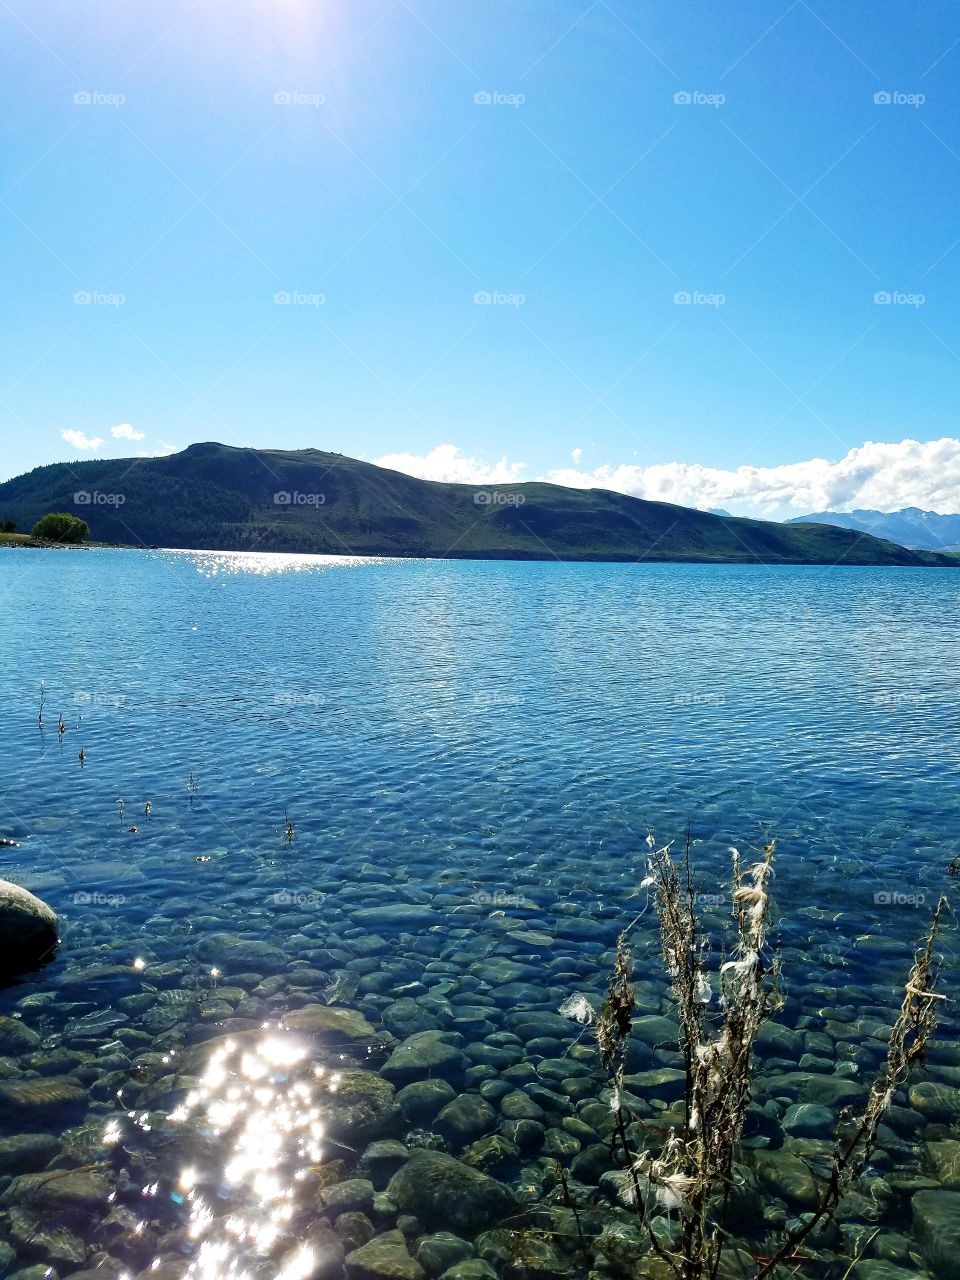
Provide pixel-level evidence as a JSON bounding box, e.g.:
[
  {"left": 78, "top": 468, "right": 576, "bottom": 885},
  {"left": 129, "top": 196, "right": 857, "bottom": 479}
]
[{"left": 0, "top": 548, "right": 958, "bottom": 1280}]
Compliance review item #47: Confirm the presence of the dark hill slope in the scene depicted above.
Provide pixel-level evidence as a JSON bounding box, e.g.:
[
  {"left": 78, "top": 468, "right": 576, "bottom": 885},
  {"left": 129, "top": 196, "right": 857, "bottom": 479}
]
[{"left": 0, "top": 442, "right": 952, "bottom": 566}]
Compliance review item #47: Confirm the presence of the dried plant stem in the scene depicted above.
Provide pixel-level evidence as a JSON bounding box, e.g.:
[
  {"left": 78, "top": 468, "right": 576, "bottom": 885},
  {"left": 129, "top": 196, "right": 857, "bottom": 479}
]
[{"left": 754, "top": 895, "right": 948, "bottom": 1280}]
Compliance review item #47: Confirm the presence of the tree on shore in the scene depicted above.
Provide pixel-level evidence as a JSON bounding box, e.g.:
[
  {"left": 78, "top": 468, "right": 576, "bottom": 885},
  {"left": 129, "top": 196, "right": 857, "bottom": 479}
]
[
  {"left": 0, "top": 520, "right": 16, "bottom": 533},
  {"left": 30, "top": 512, "right": 90, "bottom": 543}
]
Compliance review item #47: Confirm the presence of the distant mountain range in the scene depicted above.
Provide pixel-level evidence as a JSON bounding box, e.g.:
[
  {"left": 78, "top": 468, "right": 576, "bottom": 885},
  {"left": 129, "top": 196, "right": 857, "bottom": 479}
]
[
  {"left": 786, "top": 507, "right": 960, "bottom": 552},
  {"left": 0, "top": 443, "right": 955, "bottom": 567}
]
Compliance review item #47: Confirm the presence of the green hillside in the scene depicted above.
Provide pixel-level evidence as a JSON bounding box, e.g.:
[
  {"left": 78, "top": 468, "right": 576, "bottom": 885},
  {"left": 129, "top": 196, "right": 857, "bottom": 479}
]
[{"left": 0, "top": 442, "right": 953, "bottom": 567}]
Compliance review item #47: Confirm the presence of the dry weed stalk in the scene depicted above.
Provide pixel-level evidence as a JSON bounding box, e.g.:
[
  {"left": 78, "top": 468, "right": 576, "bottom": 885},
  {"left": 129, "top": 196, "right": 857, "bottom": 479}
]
[
  {"left": 754, "top": 893, "right": 948, "bottom": 1280},
  {"left": 578, "top": 837, "right": 949, "bottom": 1280}
]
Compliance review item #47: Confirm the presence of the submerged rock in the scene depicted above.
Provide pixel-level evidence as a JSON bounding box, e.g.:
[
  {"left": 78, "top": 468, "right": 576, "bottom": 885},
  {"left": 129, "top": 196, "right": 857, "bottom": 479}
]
[
  {"left": 913, "top": 1189, "right": 960, "bottom": 1280},
  {"left": 0, "top": 880, "right": 59, "bottom": 975},
  {"left": 382, "top": 1032, "right": 466, "bottom": 1087},
  {"left": 414, "top": 1232, "right": 474, "bottom": 1276},
  {"left": 282, "top": 1004, "right": 379, "bottom": 1041},
  {"left": 0, "top": 1133, "right": 61, "bottom": 1173},
  {"left": 387, "top": 1150, "right": 517, "bottom": 1234},
  {"left": 344, "top": 1228, "right": 426, "bottom": 1279},
  {"left": 0, "top": 1016, "right": 41, "bottom": 1055},
  {"left": 0, "top": 1075, "right": 86, "bottom": 1116}
]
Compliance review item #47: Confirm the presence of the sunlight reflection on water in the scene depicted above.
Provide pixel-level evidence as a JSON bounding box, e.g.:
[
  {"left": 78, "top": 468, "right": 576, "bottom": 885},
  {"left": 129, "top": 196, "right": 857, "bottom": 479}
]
[
  {"left": 158, "top": 1032, "right": 324, "bottom": 1280},
  {"left": 162, "top": 550, "right": 397, "bottom": 577}
]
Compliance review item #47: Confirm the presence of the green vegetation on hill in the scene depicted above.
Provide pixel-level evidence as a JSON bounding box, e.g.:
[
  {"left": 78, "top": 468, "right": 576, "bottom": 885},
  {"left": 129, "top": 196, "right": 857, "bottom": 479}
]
[
  {"left": 30, "top": 512, "right": 90, "bottom": 543},
  {"left": 0, "top": 442, "right": 954, "bottom": 566}
]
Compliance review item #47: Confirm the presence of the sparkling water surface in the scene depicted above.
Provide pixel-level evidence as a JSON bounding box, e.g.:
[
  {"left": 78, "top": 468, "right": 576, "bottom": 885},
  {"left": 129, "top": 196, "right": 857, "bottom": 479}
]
[{"left": 1, "top": 548, "right": 958, "bottom": 1280}]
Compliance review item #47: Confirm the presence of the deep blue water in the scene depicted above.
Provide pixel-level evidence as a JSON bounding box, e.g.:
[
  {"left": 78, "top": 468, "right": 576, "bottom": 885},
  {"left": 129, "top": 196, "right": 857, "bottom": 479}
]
[{"left": 0, "top": 548, "right": 958, "bottom": 1279}]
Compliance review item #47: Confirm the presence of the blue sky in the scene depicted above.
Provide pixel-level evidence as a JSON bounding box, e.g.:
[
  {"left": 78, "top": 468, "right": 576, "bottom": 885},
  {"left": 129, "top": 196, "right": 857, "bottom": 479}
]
[{"left": 2, "top": 0, "right": 960, "bottom": 514}]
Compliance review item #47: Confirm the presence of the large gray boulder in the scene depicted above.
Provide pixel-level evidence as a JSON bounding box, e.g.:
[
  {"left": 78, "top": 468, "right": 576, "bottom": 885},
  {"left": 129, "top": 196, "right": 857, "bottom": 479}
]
[
  {"left": 0, "top": 880, "right": 59, "bottom": 976},
  {"left": 387, "top": 1150, "right": 517, "bottom": 1234}
]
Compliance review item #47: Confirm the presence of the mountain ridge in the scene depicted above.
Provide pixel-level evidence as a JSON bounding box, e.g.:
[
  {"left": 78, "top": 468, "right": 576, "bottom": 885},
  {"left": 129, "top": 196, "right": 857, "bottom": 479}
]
[
  {"left": 786, "top": 507, "right": 960, "bottom": 552},
  {"left": 0, "top": 442, "right": 954, "bottom": 567}
]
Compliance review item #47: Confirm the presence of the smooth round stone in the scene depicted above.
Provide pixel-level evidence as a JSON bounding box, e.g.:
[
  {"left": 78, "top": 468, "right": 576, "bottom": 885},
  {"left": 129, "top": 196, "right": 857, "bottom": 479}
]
[
  {"left": 502, "top": 1120, "right": 544, "bottom": 1151},
  {"left": 543, "top": 1128, "right": 579, "bottom": 1157},
  {"left": 281, "top": 1004, "right": 378, "bottom": 1041},
  {"left": 925, "top": 1140, "right": 960, "bottom": 1188},
  {"left": 461, "top": 1134, "right": 519, "bottom": 1174},
  {"left": 0, "top": 1134, "right": 61, "bottom": 1173},
  {"left": 336, "top": 1211, "right": 377, "bottom": 1253},
  {"left": 504, "top": 1012, "right": 572, "bottom": 1041},
  {"left": 363, "top": 1141, "right": 410, "bottom": 1189},
  {"left": 853, "top": 1264, "right": 924, "bottom": 1280},
  {"left": 500, "top": 1064, "right": 537, "bottom": 1086},
  {"left": 630, "top": 1015, "right": 680, "bottom": 1047},
  {"left": 382, "top": 1033, "right": 466, "bottom": 1086},
  {"left": 435, "top": 1094, "right": 497, "bottom": 1143},
  {"left": 463, "top": 1066, "right": 495, "bottom": 1088},
  {"left": 913, "top": 1190, "right": 960, "bottom": 1280},
  {"left": 0, "top": 1076, "right": 86, "bottom": 1116},
  {"left": 525, "top": 1037, "right": 562, "bottom": 1056},
  {"left": 463, "top": 1044, "right": 519, "bottom": 1070},
  {"left": 0, "top": 1017, "right": 40, "bottom": 1056},
  {"left": 756, "top": 1022, "right": 804, "bottom": 1058},
  {"left": 397, "top": 1079, "right": 457, "bottom": 1123},
  {"left": 318, "top": 1070, "right": 400, "bottom": 1143},
  {"left": 353, "top": 904, "right": 438, "bottom": 929},
  {"left": 500, "top": 1091, "right": 546, "bottom": 1122},
  {"left": 344, "top": 1227, "right": 425, "bottom": 1278},
  {"left": 755, "top": 1152, "right": 819, "bottom": 1208},
  {"left": 910, "top": 1082, "right": 960, "bottom": 1124},
  {"left": 323, "top": 1178, "right": 376, "bottom": 1218},
  {"left": 783, "top": 1103, "right": 835, "bottom": 1138},
  {"left": 478, "top": 1080, "right": 510, "bottom": 1103},
  {"left": 570, "top": 1146, "right": 610, "bottom": 1184},
  {"left": 387, "top": 1151, "right": 517, "bottom": 1235},
  {"left": 414, "top": 1232, "right": 474, "bottom": 1277},
  {"left": 383, "top": 999, "right": 438, "bottom": 1038},
  {"left": 561, "top": 1117, "right": 597, "bottom": 1143},
  {"left": 436, "top": 1262, "right": 497, "bottom": 1280},
  {"left": 0, "top": 881, "right": 59, "bottom": 976}
]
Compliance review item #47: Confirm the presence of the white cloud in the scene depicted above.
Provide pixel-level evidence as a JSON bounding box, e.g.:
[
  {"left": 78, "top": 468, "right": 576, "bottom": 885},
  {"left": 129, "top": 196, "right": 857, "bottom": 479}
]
[
  {"left": 542, "top": 438, "right": 960, "bottom": 516},
  {"left": 111, "top": 422, "right": 145, "bottom": 441},
  {"left": 571, "top": 447, "right": 582, "bottom": 463},
  {"left": 61, "top": 429, "right": 104, "bottom": 451},
  {"left": 374, "top": 437, "right": 960, "bottom": 515},
  {"left": 375, "top": 443, "right": 527, "bottom": 485}
]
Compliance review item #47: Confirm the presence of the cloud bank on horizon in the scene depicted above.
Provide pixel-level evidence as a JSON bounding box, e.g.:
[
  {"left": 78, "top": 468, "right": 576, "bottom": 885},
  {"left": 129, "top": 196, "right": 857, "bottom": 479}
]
[{"left": 375, "top": 438, "right": 960, "bottom": 517}]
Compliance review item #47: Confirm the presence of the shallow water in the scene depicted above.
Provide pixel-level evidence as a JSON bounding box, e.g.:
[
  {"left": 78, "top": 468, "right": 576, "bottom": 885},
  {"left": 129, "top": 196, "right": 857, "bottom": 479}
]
[{"left": 0, "top": 548, "right": 958, "bottom": 1280}]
